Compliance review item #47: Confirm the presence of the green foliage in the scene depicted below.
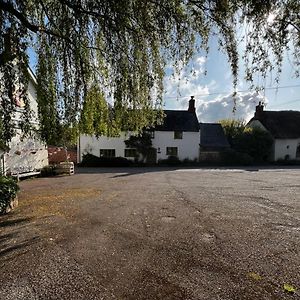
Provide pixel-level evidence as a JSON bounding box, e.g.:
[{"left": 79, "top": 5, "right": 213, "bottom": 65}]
[
  {"left": 2, "top": 1, "right": 300, "bottom": 143},
  {"left": 220, "top": 119, "right": 273, "bottom": 162},
  {"left": 124, "top": 132, "right": 154, "bottom": 162},
  {"left": 0, "top": 138, "right": 9, "bottom": 152},
  {"left": 233, "top": 127, "right": 273, "bottom": 162},
  {"left": 283, "top": 283, "right": 296, "bottom": 294},
  {"left": 80, "top": 85, "right": 110, "bottom": 136},
  {"left": 36, "top": 40, "right": 61, "bottom": 145},
  {"left": 80, "top": 153, "right": 132, "bottom": 167},
  {"left": 40, "top": 165, "right": 56, "bottom": 177},
  {"left": 219, "top": 119, "right": 246, "bottom": 146},
  {"left": 0, "top": 176, "right": 20, "bottom": 214},
  {"left": 220, "top": 149, "right": 254, "bottom": 166}
]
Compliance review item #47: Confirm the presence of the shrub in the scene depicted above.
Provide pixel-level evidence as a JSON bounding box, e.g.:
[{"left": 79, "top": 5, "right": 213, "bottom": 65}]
[
  {"left": 233, "top": 128, "right": 273, "bottom": 162},
  {"left": 158, "top": 155, "right": 181, "bottom": 166},
  {"left": 276, "top": 159, "right": 300, "bottom": 166},
  {"left": 79, "top": 153, "right": 133, "bottom": 167},
  {"left": 40, "top": 165, "right": 56, "bottom": 177},
  {"left": 0, "top": 176, "right": 20, "bottom": 214},
  {"left": 182, "top": 158, "right": 195, "bottom": 164},
  {"left": 220, "top": 149, "right": 254, "bottom": 166}
]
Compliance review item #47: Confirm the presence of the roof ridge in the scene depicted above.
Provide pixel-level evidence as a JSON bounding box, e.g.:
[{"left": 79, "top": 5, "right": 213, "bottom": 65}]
[{"left": 264, "top": 110, "right": 300, "bottom": 113}]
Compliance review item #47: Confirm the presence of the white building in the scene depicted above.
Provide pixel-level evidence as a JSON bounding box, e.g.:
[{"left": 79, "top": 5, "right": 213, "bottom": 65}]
[
  {"left": 248, "top": 103, "right": 300, "bottom": 161},
  {"left": 78, "top": 98, "right": 201, "bottom": 163},
  {"left": 1, "top": 68, "right": 48, "bottom": 177}
]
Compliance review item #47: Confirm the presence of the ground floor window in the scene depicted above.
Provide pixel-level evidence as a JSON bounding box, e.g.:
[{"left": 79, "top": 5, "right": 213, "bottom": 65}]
[
  {"left": 100, "top": 149, "right": 115, "bottom": 157},
  {"left": 124, "top": 148, "right": 137, "bottom": 157},
  {"left": 166, "top": 147, "right": 178, "bottom": 156}
]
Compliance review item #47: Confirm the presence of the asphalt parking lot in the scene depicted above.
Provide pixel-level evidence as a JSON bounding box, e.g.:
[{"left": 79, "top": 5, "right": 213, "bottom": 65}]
[{"left": 0, "top": 167, "right": 300, "bottom": 299}]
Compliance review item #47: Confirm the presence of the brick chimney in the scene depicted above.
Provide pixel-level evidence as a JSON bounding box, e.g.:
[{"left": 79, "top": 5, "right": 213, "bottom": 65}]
[
  {"left": 188, "top": 96, "right": 195, "bottom": 113},
  {"left": 254, "top": 101, "right": 264, "bottom": 119}
]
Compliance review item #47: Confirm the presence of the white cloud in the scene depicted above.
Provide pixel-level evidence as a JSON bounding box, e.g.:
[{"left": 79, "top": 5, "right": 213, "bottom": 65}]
[
  {"left": 163, "top": 53, "right": 268, "bottom": 122},
  {"left": 197, "top": 92, "right": 267, "bottom": 123},
  {"left": 163, "top": 54, "right": 210, "bottom": 109}
]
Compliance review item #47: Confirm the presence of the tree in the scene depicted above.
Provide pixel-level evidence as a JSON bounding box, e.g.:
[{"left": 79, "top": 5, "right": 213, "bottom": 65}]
[
  {"left": 124, "top": 131, "right": 154, "bottom": 163},
  {"left": 219, "top": 119, "right": 246, "bottom": 146},
  {"left": 1, "top": 1, "right": 300, "bottom": 145},
  {"left": 220, "top": 119, "right": 273, "bottom": 162},
  {"left": 234, "top": 127, "right": 273, "bottom": 162}
]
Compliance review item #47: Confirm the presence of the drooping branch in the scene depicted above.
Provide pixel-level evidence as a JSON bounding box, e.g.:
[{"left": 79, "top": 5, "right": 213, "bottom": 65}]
[
  {"left": 1, "top": 0, "right": 300, "bottom": 146},
  {"left": 0, "top": 0, "right": 63, "bottom": 38}
]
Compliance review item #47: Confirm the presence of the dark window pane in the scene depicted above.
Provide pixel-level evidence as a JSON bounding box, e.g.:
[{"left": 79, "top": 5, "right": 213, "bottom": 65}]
[
  {"left": 174, "top": 131, "right": 183, "bottom": 139},
  {"left": 100, "top": 149, "right": 116, "bottom": 157},
  {"left": 124, "top": 148, "right": 137, "bottom": 157},
  {"left": 166, "top": 147, "right": 178, "bottom": 156}
]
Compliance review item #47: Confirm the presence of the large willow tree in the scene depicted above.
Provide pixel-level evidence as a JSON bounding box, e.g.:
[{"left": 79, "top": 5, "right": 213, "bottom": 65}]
[{"left": 1, "top": 0, "right": 300, "bottom": 145}]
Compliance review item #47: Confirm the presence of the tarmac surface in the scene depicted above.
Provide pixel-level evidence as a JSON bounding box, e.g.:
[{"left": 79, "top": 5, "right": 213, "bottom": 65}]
[{"left": 0, "top": 167, "right": 300, "bottom": 299}]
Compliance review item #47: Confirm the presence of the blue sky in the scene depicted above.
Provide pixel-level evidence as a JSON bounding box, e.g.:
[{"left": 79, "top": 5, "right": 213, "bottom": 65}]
[{"left": 163, "top": 37, "right": 300, "bottom": 123}]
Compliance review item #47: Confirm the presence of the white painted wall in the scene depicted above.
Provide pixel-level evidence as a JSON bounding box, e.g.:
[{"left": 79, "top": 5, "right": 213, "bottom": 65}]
[
  {"left": 79, "top": 130, "right": 201, "bottom": 162},
  {"left": 4, "top": 130, "right": 48, "bottom": 175},
  {"left": 27, "top": 79, "right": 39, "bottom": 124},
  {"left": 274, "top": 138, "right": 300, "bottom": 160},
  {"left": 152, "top": 131, "right": 200, "bottom": 161},
  {"left": 79, "top": 133, "right": 134, "bottom": 162}
]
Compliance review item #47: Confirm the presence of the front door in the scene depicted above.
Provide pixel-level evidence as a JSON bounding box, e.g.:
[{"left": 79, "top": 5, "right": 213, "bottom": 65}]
[{"left": 147, "top": 148, "right": 157, "bottom": 164}]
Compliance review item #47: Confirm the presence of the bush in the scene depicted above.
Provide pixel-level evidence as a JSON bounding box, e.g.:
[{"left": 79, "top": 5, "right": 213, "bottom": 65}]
[
  {"left": 220, "top": 149, "right": 254, "bottom": 166},
  {"left": 0, "top": 176, "right": 20, "bottom": 214},
  {"left": 182, "top": 158, "right": 198, "bottom": 164},
  {"left": 158, "top": 155, "right": 181, "bottom": 166},
  {"left": 40, "top": 165, "right": 56, "bottom": 177},
  {"left": 79, "top": 153, "right": 133, "bottom": 167},
  {"left": 276, "top": 159, "right": 300, "bottom": 166},
  {"left": 233, "top": 128, "right": 273, "bottom": 162}
]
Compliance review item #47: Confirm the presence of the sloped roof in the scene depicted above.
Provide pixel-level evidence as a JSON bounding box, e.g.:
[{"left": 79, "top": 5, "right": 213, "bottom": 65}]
[
  {"left": 251, "top": 110, "right": 300, "bottom": 139},
  {"left": 199, "top": 123, "right": 230, "bottom": 148},
  {"left": 154, "top": 110, "right": 200, "bottom": 132}
]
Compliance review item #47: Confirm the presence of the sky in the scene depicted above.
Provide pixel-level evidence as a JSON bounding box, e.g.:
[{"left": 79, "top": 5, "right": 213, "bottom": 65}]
[{"left": 163, "top": 37, "right": 300, "bottom": 123}]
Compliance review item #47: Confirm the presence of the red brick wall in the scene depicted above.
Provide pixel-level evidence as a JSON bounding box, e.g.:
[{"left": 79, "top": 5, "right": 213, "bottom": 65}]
[{"left": 48, "top": 146, "right": 77, "bottom": 164}]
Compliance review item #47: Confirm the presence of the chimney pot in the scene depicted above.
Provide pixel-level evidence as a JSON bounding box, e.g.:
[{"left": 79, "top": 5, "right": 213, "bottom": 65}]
[
  {"left": 188, "top": 96, "right": 195, "bottom": 113},
  {"left": 255, "top": 102, "right": 264, "bottom": 119}
]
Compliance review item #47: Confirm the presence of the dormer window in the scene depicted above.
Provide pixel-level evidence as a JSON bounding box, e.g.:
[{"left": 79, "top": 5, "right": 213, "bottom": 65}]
[{"left": 174, "top": 131, "right": 183, "bottom": 139}]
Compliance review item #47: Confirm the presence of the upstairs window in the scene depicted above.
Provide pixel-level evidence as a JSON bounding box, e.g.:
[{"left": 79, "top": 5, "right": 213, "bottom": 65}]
[
  {"left": 174, "top": 131, "right": 183, "bottom": 139},
  {"left": 166, "top": 147, "right": 178, "bottom": 156},
  {"left": 100, "top": 149, "right": 115, "bottom": 157},
  {"left": 124, "top": 148, "right": 137, "bottom": 157}
]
